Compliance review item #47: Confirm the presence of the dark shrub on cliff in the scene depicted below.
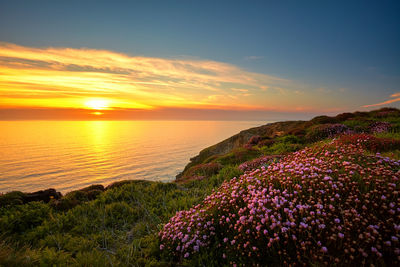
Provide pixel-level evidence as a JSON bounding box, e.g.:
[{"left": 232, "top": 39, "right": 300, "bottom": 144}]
[
  {"left": 310, "top": 115, "right": 337, "bottom": 124},
  {"left": 305, "top": 123, "right": 350, "bottom": 142},
  {"left": 0, "top": 191, "right": 25, "bottom": 207},
  {"left": 334, "top": 112, "right": 356, "bottom": 121},
  {"left": 177, "top": 163, "right": 223, "bottom": 183}
]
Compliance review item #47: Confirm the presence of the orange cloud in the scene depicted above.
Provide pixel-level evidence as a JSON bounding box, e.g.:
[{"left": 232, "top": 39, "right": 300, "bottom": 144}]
[
  {"left": 362, "top": 92, "right": 400, "bottom": 107},
  {"left": 0, "top": 42, "right": 295, "bottom": 110},
  {"left": 0, "top": 42, "right": 356, "bottom": 115}
]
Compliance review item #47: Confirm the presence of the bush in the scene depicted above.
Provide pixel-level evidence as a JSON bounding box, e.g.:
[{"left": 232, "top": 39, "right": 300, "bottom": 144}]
[
  {"left": 305, "top": 123, "right": 350, "bottom": 142},
  {"left": 369, "top": 121, "right": 392, "bottom": 133},
  {"left": 310, "top": 115, "right": 337, "bottom": 124},
  {"left": 336, "top": 133, "right": 400, "bottom": 152},
  {"left": 215, "top": 148, "right": 262, "bottom": 166},
  {"left": 238, "top": 155, "right": 281, "bottom": 172},
  {"left": 160, "top": 137, "right": 400, "bottom": 266},
  {"left": 0, "top": 191, "right": 25, "bottom": 207}
]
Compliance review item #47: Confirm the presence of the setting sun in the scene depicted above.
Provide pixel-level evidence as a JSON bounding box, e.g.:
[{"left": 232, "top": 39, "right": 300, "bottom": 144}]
[{"left": 84, "top": 99, "right": 110, "bottom": 110}]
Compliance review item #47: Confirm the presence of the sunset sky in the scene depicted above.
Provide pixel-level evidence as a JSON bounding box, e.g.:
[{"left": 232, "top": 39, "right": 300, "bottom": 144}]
[{"left": 0, "top": 0, "right": 399, "bottom": 120}]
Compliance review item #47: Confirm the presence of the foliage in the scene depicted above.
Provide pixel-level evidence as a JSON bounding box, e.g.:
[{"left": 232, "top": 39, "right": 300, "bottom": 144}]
[
  {"left": 160, "top": 135, "right": 400, "bottom": 266},
  {"left": 305, "top": 123, "right": 350, "bottom": 142},
  {"left": 214, "top": 147, "right": 262, "bottom": 166},
  {"left": 1, "top": 108, "right": 400, "bottom": 266},
  {"left": 238, "top": 155, "right": 280, "bottom": 172}
]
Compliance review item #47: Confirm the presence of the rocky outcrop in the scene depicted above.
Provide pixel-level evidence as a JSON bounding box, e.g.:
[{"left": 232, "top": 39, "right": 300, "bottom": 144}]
[
  {"left": 176, "top": 120, "right": 306, "bottom": 179},
  {"left": 23, "top": 188, "right": 62, "bottom": 203}
]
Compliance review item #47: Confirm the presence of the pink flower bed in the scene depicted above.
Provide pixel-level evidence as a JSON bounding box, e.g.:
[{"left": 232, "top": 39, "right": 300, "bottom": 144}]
[
  {"left": 160, "top": 135, "right": 400, "bottom": 266},
  {"left": 238, "top": 155, "right": 281, "bottom": 173},
  {"left": 369, "top": 121, "right": 392, "bottom": 133}
]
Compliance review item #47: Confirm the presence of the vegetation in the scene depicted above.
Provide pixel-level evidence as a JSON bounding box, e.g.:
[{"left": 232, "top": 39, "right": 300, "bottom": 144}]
[{"left": 1, "top": 107, "right": 399, "bottom": 266}]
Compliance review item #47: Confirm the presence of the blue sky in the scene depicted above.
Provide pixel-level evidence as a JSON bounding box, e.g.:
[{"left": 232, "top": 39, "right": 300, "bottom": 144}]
[{"left": 0, "top": 0, "right": 399, "bottom": 120}]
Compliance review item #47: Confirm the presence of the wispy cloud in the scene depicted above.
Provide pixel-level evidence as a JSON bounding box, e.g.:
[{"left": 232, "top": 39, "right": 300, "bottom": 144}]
[
  {"left": 362, "top": 92, "right": 400, "bottom": 107},
  {"left": 0, "top": 42, "right": 363, "bottom": 116},
  {"left": 0, "top": 42, "right": 292, "bottom": 110}
]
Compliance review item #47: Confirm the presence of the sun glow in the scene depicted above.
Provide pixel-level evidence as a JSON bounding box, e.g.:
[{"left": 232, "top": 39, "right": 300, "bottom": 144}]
[{"left": 84, "top": 99, "right": 110, "bottom": 110}]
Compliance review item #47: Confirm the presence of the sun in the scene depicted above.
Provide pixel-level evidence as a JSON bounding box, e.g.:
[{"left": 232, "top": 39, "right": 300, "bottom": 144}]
[{"left": 84, "top": 99, "right": 110, "bottom": 110}]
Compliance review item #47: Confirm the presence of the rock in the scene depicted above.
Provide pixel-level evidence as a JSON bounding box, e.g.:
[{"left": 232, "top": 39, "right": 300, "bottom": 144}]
[{"left": 23, "top": 188, "right": 62, "bottom": 203}]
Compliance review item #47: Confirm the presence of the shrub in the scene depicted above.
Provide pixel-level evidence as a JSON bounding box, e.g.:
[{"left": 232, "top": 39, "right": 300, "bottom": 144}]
[
  {"left": 336, "top": 133, "right": 400, "bottom": 152},
  {"left": 310, "top": 115, "right": 337, "bottom": 124},
  {"left": 160, "top": 137, "right": 400, "bottom": 266},
  {"left": 261, "top": 142, "right": 302, "bottom": 155},
  {"left": 369, "top": 121, "right": 392, "bottom": 134},
  {"left": 305, "top": 123, "right": 350, "bottom": 142},
  {"left": 0, "top": 191, "right": 25, "bottom": 207},
  {"left": 245, "top": 135, "right": 263, "bottom": 147},
  {"left": 238, "top": 155, "right": 281, "bottom": 172},
  {"left": 215, "top": 148, "right": 262, "bottom": 166},
  {"left": 334, "top": 112, "right": 355, "bottom": 122}
]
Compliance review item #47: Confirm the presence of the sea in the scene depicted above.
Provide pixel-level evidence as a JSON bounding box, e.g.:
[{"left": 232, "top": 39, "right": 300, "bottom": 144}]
[{"left": 0, "top": 120, "right": 268, "bottom": 193}]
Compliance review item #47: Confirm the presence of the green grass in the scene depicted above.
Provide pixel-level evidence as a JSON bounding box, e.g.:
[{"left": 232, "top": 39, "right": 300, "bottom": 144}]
[
  {"left": 1, "top": 107, "right": 400, "bottom": 266},
  {"left": 0, "top": 166, "right": 243, "bottom": 266}
]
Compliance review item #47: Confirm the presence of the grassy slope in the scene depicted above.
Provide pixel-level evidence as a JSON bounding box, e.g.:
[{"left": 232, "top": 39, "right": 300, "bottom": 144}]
[{"left": 0, "top": 107, "right": 399, "bottom": 266}]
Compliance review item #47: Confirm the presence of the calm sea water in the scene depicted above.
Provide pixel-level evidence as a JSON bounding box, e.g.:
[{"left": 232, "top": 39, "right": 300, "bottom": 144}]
[{"left": 0, "top": 120, "right": 267, "bottom": 193}]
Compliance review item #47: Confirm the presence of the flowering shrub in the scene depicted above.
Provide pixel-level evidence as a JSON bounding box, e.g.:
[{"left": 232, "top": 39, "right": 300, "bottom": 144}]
[
  {"left": 245, "top": 135, "right": 263, "bottom": 148},
  {"left": 160, "top": 135, "right": 400, "bottom": 266},
  {"left": 337, "top": 133, "right": 400, "bottom": 152},
  {"left": 238, "top": 155, "right": 281, "bottom": 173},
  {"left": 374, "top": 109, "right": 400, "bottom": 118},
  {"left": 369, "top": 121, "right": 392, "bottom": 134},
  {"left": 305, "top": 123, "right": 350, "bottom": 142}
]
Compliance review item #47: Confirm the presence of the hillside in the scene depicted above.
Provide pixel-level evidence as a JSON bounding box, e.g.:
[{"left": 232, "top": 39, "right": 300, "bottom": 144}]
[{"left": 0, "top": 108, "right": 399, "bottom": 266}]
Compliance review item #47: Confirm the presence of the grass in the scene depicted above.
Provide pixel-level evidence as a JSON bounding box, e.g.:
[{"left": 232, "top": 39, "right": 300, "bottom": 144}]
[{"left": 1, "top": 107, "right": 400, "bottom": 266}]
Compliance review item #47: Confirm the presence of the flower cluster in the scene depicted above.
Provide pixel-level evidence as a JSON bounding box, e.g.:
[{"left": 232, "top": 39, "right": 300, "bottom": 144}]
[
  {"left": 160, "top": 134, "right": 400, "bottom": 266},
  {"left": 245, "top": 135, "right": 263, "bottom": 147},
  {"left": 369, "top": 121, "right": 392, "bottom": 133},
  {"left": 238, "top": 155, "right": 281, "bottom": 173},
  {"left": 336, "top": 133, "right": 400, "bottom": 152}
]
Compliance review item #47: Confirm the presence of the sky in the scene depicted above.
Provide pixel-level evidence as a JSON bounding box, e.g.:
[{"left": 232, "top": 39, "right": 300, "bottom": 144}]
[{"left": 0, "top": 0, "right": 399, "bottom": 120}]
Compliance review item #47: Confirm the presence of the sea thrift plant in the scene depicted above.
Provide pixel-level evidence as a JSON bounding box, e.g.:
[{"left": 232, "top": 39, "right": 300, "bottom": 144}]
[
  {"left": 337, "top": 133, "right": 400, "bottom": 152},
  {"left": 160, "top": 134, "right": 400, "bottom": 266},
  {"left": 238, "top": 155, "right": 281, "bottom": 173},
  {"left": 369, "top": 121, "right": 392, "bottom": 134}
]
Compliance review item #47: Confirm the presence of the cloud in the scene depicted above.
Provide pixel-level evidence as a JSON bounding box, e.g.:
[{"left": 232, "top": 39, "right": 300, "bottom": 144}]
[
  {"left": 391, "top": 92, "right": 400, "bottom": 98},
  {"left": 0, "top": 42, "right": 365, "bottom": 117},
  {"left": 362, "top": 92, "right": 400, "bottom": 107},
  {"left": 0, "top": 42, "right": 296, "bottom": 110}
]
